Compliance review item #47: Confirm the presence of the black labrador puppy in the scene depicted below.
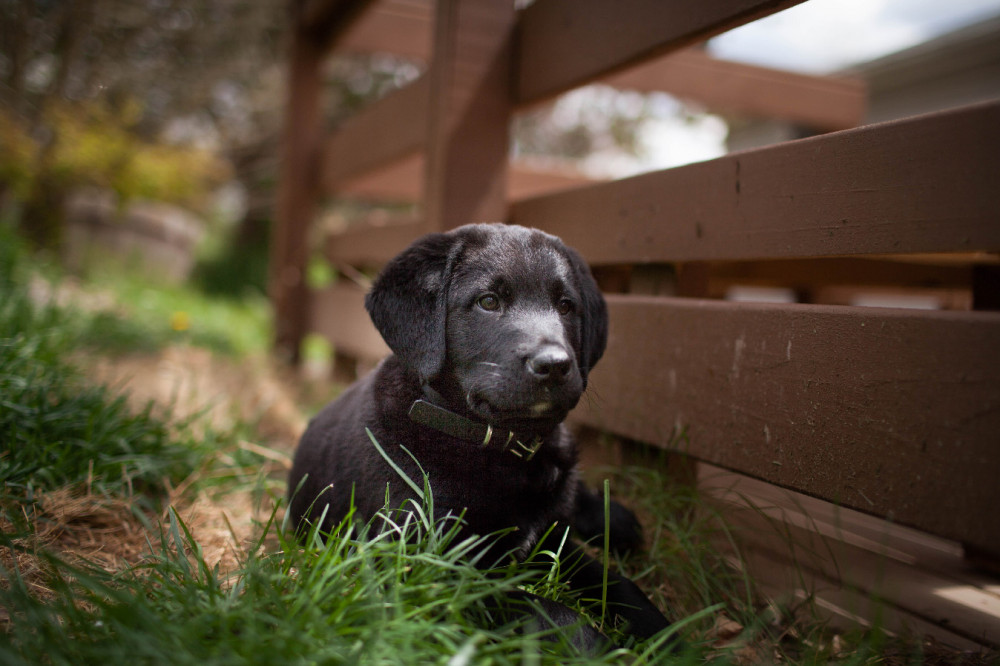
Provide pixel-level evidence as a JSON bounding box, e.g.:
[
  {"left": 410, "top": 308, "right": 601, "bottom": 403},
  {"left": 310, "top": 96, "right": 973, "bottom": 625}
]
[{"left": 288, "top": 223, "right": 672, "bottom": 646}]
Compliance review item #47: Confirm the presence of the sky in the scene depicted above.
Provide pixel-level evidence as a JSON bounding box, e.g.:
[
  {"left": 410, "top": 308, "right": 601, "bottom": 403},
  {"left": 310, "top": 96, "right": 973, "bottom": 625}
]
[
  {"left": 598, "top": 0, "right": 1000, "bottom": 175},
  {"left": 709, "top": 0, "right": 1000, "bottom": 73}
]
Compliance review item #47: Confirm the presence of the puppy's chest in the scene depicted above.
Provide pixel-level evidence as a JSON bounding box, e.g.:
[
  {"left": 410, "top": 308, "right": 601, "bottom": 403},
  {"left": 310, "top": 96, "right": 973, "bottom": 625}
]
[
  {"left": 437, "top": 449, "right": 566, "bottom": 498},
  {"left": 424, "top": 444, "right": 573, "bottom": 521}
]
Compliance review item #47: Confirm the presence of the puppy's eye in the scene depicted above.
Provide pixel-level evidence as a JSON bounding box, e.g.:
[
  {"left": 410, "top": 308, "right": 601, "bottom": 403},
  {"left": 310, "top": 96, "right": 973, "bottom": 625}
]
[
  {"left": 476, "top": 294, "right": 501, "bottom": 311},
  {"left": 556, "top": 298, "right": 574, "bottom": 315}
]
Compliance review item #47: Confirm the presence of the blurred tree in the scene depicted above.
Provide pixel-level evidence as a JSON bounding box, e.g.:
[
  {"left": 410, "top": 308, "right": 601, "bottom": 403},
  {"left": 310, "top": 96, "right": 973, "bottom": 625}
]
[
  {"left": 0, "top": 0, "right": 286, "bottom": 140},
  {"left": 514, "top": 86, "right": 650, "bottom": 163},
  {"left": 0, "top": 0, "right": 428, "bottom": 255},
  {"left": 0, "top": 0, "right": 287, "bottom": 247}
]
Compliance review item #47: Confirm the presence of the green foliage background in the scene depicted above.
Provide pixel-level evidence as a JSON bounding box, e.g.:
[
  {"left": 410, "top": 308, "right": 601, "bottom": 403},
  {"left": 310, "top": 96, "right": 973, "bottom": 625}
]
[{"left": 0, "top": 104, "right": 229, "bottom": 217}]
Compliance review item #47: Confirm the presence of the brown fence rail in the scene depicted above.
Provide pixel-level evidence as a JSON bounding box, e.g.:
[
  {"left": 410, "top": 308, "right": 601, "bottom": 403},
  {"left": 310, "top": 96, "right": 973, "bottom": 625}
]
[{"left": 272, "top": 0, "right": 1000, "bottom": 647}]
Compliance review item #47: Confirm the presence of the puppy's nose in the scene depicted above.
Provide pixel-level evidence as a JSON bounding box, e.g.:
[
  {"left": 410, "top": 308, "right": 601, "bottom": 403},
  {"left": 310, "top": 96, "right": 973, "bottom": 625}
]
[{"left": 526, "top": 346, "right": 573, "bottom": 382}]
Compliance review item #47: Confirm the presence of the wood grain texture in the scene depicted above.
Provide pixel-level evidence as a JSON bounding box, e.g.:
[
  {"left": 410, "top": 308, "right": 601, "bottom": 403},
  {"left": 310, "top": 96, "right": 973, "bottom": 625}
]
[
  {"left": 299, "top": 0, "right": 377, "bottom": 50},
  {"left": 324, "top": 217, "right": 424, "bottom": 266},
  {"left": 271, "top": 32, "right": 326, "bottom": 362},
  {"left": 515, "top": 0, "right": 806, "bottom": 104},
  {"left": 513, "top": 101, "right": 1000, "bottom": 264},
  {"left": 601, "top": 48, "right": 866, "bottom": 130},
  {"left": 310, "top": 282, "right": 389, "bottom": 360},
  {"left": 322, "top": 76, "right": 429, "bottom": 189},
  {"left": 423, "top": 0, "right": 514, "bottom": 231},
  {"left": 339, "top": 0, "right": 433, "bottom": 61},
  {"left": 335, "top": 153, "right": 598, "bottom": 203},
  {"left": 702, "top": 467, "right": 1000, "bottom": 648},
  {"left": 574, "top": 295, "right": 1000, "bottom": 554}
]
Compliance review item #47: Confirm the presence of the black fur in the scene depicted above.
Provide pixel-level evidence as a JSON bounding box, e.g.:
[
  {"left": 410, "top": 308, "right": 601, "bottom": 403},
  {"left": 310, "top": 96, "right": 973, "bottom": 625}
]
[{"left": 288, "top": 223, "right": 673, "bottom": 646}]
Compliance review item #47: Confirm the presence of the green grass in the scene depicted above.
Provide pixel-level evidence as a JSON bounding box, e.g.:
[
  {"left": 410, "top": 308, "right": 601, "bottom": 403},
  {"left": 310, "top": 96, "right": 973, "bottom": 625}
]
[
  {"left": 78, "top": 266, "right": 271, "bottom": 357},
  {"left": 0, "top": 233, "right": 192, "bottom": 504},
  {"left": 0, "top": 481, "right": 707, "bottom": 665},
  {"left": 0, "top": 332, "right": 188, "bottom": 497}
]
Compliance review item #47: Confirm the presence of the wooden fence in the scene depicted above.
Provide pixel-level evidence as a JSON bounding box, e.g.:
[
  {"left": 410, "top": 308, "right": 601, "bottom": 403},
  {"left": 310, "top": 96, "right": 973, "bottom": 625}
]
[{"left": 271, "top": 0, "right": 1000, "bottom": 647}]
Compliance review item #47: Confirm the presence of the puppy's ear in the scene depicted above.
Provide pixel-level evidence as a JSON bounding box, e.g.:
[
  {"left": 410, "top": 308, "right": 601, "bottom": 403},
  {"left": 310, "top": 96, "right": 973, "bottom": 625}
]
[
  {"left": 365, "top": 232, "right": 461, "bottom": 383},
  {"left": 563, "top": 245, "right": 608, "bottom": 382}
]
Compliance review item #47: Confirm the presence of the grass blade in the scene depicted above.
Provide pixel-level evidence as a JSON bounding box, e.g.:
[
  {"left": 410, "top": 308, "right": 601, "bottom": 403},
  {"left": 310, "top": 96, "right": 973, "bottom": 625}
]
[{"left": 365, "top": 427, "right": 424, "bottom": 501}]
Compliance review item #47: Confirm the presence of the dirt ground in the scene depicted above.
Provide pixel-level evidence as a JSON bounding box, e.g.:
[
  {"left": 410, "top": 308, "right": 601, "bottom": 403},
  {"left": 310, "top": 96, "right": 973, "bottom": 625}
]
[
  {"left": 4, "top": 344, "right": 325, "bottom": 596},
  {"left": 86, "top": 346, "right": 319, "bottom": 568}
]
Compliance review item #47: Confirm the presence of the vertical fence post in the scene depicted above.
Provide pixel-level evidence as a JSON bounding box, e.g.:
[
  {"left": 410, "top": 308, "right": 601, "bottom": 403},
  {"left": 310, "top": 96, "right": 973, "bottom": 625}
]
[
  {"left": 270, "top": 20, "right": 325, "bottom": 364},
  {"left": 423, "top": 0, "right": 515, "bottom": 232}
]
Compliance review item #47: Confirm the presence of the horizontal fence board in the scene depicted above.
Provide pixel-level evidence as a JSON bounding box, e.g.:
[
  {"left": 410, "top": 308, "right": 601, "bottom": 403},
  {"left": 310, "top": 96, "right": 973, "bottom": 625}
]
[
  {"left": 574, "top": 295, "right": 1000, "bottom": 554},
  {"left": 508, "top": 161, "right": 600, "bottom": 200},
  {"left": 602, "top": 48, "right": 866, "bottom": 131},
  {"left": 325, "top": 218, "right": 424, "bottom": 267},
  {"left": 702, "top": 467, "right": 1000, "bottom": 647},
  {"left": 300, "top": 0, "right": 376, "bottom": 47},
  {"left": 512, "top": 101, "right": 1000, "bottom": 264},
  {"left": 337, "top": 153, "right": 599, "bottom": 203},
  {"left": 516, "top": 0, "right": 806, "bottom": 104},
  {"left": 732, "top": 533, "right": 993, "bottom": 651},
  {"left": 339, "top": 0, "right": 433, "bottom": 61},
  {"left": 705, "top": 257, "right": 975, "bottom": 291},
  {"left": 717, "top": 509, "right": 1000, "bottom": 647},
  {"left": 323, "top": 76, "right": 429, "bottom": 189},
  {"left": 311, "top": 282, "right": 389, "bottom": 360},
  {"left": 339, "top": 154, "right": 423, "bottom": 202}
]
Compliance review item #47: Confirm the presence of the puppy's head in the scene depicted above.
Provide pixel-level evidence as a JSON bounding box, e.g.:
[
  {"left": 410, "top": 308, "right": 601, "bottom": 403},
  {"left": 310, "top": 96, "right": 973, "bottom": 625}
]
[{"left": 365, "top": 223, "right": 608, "bottom": 430}]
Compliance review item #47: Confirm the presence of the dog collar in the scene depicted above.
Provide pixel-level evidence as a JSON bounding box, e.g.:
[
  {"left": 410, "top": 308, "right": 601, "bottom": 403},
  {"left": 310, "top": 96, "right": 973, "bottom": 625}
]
[{"left": 407, "top": 399, "right": 544, "bottom": 460}]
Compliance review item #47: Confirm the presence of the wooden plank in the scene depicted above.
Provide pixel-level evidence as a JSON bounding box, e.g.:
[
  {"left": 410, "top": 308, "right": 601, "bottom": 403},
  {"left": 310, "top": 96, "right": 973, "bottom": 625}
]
[
  {"left": 515, "top": 0, "right": 807, "bottom": 105},
  {"left": 806, "top": 286, "right": 972, "bottom": 311},
  {"left": 300, "top": 0, "right": 377, "bottom": 50},
  {"left": 423, "top": 0, "right": 515, "bottom": 231},
  {"left": 718, "top": 505, "right": 1000, "bottom": 647},
  {"left": 339, "top": 154, "right": 424, "bottom": 202},
  {"left": 325, "top": 217, "right": 424, "bottom": 266},
  {"left": 733, "top": 540, "right": 994, "bottom": 651},
  {"left": 311, "top": 281, "right": 390, "bottom": 361},
  {"left": 693, "top": 257, "right": 976, "bottom": 304},
  {"left": 704, "top": 464, "right": 1000, "bottom": 588},
  {"left": 573, "top": 295, "right": 1000, "bottom": 555},
  {"left": 339, "top": 0, "right": 433, "bottom": 61},
  {"left": 704, "top": 258, "right": 974, "bottom": 291},
  {"left": 270, "top": 24, "right": 327, "bottom": 363},
  {"left": 698, "top": 465, "right": 971, "bottom": 576},
  {"left": 322, "top": 75, "right": 429, "bottom": 190},
  {"left": 601, "top": 48, "right": 866, "bottom": 131},
  {"left": 701, "top": 463, "right": 998, "bottom": 650},
  {"left": 513, "top": 101, "right": 1000, "bottom": 264},
  {"left": 337, "top": 153, "right": 598, "bottom": 203},
  {"left": 508, "top": 161, "right": 598, "bottom": 201}
]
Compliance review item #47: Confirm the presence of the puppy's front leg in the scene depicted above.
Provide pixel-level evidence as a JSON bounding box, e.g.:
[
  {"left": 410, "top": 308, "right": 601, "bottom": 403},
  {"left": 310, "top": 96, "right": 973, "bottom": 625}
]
[{"left": 571, "top": 481, "right": 643, "bottom": 554}]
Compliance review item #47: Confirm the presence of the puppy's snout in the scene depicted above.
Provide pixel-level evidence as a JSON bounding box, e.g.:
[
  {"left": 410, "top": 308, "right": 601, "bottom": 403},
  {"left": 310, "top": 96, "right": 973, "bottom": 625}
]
[{"left": 526, "top": 345, "right": 573, "bottom": 382}]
